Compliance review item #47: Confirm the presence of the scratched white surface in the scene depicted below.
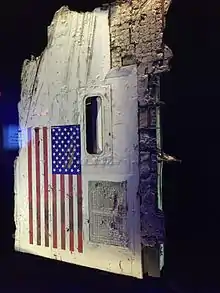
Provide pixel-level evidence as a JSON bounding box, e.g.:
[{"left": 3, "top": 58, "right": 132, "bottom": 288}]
[{"left": 14, "top": 7, "right": 142, "bottom": 278}]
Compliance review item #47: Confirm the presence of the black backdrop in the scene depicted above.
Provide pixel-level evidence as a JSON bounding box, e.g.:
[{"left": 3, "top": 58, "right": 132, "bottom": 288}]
[{"left": 0, "top": 0, "right": 220, "bottom": 291}]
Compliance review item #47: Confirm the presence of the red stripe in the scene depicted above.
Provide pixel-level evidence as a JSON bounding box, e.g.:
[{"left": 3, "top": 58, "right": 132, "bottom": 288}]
[
  {"left": 27, "top": 128, "right": 33, "bottom": 244},
  {"left": 60, "top": 174, "right": 65, "bottom": 250},
  {"left": 77, "top": 175, "right": 83, "bottom": 253},
  {"left": 35, "top": 128, "right": 41, "bottom": 245},
  {"left": 69, "top": 175, "right": 74, "bottom": 252},
  {"left": 52, "top": 174, "right": 57, "bottom": 248},
  {"left": 43, "top": 127, "right": 49, "bottom": 247}
]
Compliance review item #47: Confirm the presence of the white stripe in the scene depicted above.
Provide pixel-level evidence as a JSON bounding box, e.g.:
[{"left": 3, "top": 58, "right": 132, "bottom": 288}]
[
  {"left": 56, "top": 173, "right": 61, "bottom": 249},
  {"left": 64, "top": 174, "right": 70, "bottom": 251}
]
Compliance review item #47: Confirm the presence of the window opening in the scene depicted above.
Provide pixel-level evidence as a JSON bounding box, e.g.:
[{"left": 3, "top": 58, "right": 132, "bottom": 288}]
[{"left": 85, "top": 96, "right": 103, "bottom": 154}]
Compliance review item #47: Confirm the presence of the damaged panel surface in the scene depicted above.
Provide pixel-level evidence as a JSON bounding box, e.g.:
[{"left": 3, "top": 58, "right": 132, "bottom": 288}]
[
  {"left": 14, "top": 0, "right": 172, "bottom": 280},
  {"left": 18, "top": 6, "right": 111, "bottom": 129},
  {"left": 14, "top": 4, "right": 142, "bottom": 279},
  {"left": 109, "top": 0, "right": 172, "bottom": 275},
  {"left": 88, "top": 181, "right": 128, "bottom": 247}
]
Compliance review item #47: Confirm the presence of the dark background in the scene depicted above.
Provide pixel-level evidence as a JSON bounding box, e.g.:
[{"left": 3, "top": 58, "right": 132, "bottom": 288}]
[{"left": 0, "top": 0, "right": 220, "bottom": 292}]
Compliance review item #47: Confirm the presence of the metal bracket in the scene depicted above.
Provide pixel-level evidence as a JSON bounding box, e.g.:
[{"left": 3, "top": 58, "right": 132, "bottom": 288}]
[{"left": 158, "top": 151, "right": 182, "bottom": 163}]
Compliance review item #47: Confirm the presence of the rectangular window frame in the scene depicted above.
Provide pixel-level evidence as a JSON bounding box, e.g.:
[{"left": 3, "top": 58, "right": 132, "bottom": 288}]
[
  {"left": 85, "top": 95, "right": 103, "bottom": 155},
  {"left": 77, "top": 85, "right": 113, "bottom": 165}
]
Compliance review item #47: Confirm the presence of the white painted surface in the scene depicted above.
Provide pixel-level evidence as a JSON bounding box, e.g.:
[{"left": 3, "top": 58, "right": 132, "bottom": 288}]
[{"left": 14, "top": 7, "right": 142, "bottom": 278}]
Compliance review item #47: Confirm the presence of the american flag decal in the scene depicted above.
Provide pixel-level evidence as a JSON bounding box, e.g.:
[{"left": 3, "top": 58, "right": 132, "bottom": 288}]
[{"left": 27, "top": 125, "right": 83, "bottom": 253}]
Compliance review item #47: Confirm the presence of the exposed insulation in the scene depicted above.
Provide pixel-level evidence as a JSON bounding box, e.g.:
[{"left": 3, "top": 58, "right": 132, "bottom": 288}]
[{"left": 109, "top": 0, "right": 172, "bottom": 246}]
